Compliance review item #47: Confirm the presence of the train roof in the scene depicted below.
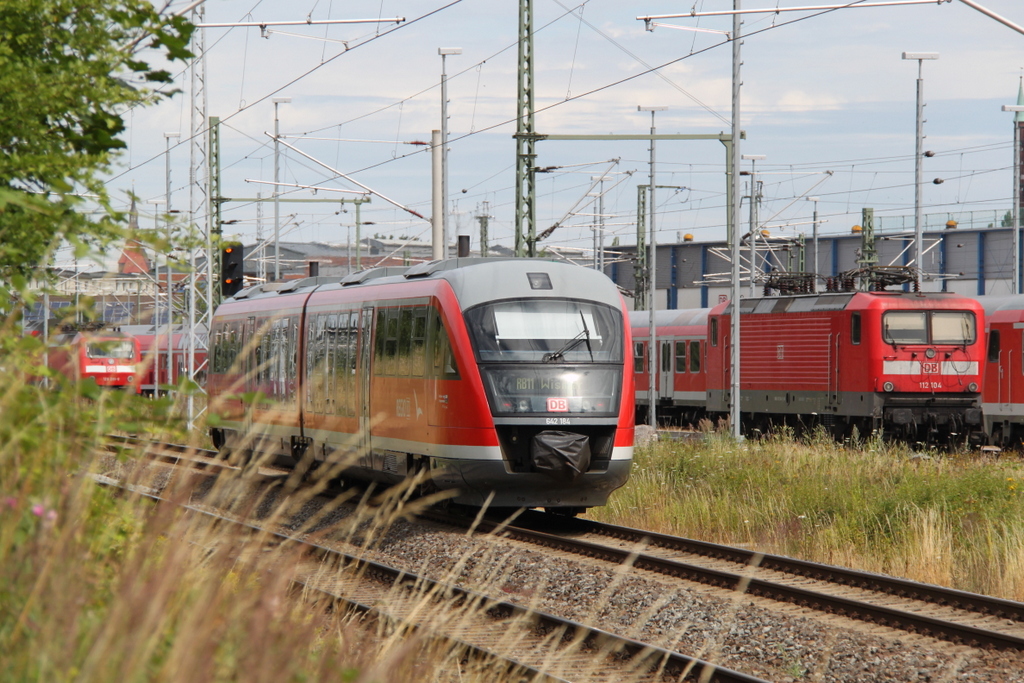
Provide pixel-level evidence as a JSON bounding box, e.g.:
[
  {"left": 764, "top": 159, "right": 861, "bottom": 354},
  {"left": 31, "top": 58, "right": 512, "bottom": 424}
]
[
  {"left": 717, "top": 290, "right": 980, "bottom": 316},
  {"left": 629, "top": 308, "right": 710, "bottom": 328},
  {"left": 223, "top": 257, "right": 625, "bottom": 310}
]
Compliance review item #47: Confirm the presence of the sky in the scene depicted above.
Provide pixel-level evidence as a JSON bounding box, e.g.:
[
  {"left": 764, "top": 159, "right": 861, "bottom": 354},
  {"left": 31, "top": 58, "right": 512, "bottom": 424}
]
[{"left": 94, "top": 0, "right": 1024, "bottom": 269}]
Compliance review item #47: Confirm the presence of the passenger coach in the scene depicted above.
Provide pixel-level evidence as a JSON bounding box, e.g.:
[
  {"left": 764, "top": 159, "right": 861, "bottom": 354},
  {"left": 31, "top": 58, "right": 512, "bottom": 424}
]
[{"left": 207, "top": 258, "right": 634, "bottom": 512}]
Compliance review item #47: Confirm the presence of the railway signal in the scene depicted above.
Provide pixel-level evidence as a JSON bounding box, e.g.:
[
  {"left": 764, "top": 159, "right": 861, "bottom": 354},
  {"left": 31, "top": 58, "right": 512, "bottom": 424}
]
[{"left": 221, "top": 243, "right": 244, "bottom": 297}]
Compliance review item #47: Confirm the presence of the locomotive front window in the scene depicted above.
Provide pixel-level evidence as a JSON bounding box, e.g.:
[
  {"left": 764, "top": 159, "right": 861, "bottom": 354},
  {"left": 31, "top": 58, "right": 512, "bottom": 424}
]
[
  {"left": 87, "top": 341, "right": 135, "bottom": 359},
  {"left": 882, "top": 311, "right": 927, "bottom": 344},
  {"left": 882, "top": 310, "right": 976, "bottom": 345},
  {"left": 932, "top": 311, "right": 976, "bottom": 345},
  {"left": 465, "top": 299, "right": 623, "bottom": 363}
]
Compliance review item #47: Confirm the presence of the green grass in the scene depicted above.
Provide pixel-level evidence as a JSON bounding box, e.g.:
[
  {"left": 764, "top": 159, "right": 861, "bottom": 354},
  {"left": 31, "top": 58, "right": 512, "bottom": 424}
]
[{"left": 592, "top": 428, "right": 1024, "bottom": 598}]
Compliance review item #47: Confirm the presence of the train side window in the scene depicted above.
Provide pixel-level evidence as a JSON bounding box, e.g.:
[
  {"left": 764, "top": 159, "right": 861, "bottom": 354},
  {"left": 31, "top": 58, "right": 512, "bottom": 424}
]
[
  {"left": 710, "top": 317, "right": 718, "bottom": 346},
  {"left": 674, "top": 341, "right": 687, "bottom": 373},
  {"left": 988, "top": 329, "right": 1000, "bottom": 363},
  {"left": 851, "top": 313, "right": 861, "bottom": 345},
  {"left": 633, "top": 341, "right": 645, "bottom": 373},
  {"left": 690, "top": 340, "right": 701, "bottom": 373},
  {"left": 410, "top": 307, "right": 428, "bottom": 377},
  {"left": 430, "top": 308, "right": 460, "bottom": 380},
  {"left": 397, "top": 307, "right": 414, "bottom": 376}
]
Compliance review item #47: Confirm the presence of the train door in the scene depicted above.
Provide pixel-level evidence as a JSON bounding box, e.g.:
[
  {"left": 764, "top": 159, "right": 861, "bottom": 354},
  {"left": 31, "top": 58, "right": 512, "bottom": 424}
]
[
  {"left": 991, "top": 327, "right": 1015, "bottom": 411},
  {"left": 659, "top": 340, "right": 673, "bottom": 402},
  {"left": 358, "top": 305, "right": 374, "bottom": 457}
]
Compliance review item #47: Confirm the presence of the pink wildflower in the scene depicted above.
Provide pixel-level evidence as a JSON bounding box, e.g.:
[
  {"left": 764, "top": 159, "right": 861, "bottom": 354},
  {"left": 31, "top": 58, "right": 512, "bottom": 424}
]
[{"left": 31, "top": 504, "right": 44, "bottom": 517}]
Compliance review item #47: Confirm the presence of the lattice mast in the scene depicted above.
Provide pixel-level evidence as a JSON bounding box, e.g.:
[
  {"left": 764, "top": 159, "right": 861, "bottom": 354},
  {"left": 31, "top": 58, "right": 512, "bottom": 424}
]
[{"left": 514, "top": 0, "right": 536, "bottom": 256}]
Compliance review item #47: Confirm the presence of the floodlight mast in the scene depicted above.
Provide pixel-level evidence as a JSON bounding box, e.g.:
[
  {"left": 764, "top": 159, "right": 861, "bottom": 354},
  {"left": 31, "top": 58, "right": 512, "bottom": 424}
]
[
  {"left": 638, "top": 105, "right": 667, "bottom": 430},
  {"left": 1003, "top": 103, "right": 1024, "bottom": 294},
  {"left": 902, "top": 52, "right": 938, "bottom": 282}
]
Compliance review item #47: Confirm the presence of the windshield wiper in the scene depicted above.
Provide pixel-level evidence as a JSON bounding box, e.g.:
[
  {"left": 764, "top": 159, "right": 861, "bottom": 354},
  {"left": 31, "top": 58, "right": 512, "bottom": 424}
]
[{"left": 543, "top": 312, "right": 593, "bottom": 363}]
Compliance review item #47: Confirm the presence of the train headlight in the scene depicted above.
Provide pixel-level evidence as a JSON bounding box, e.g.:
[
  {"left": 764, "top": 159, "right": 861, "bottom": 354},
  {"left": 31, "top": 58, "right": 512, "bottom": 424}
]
[
  {"left": 128, "top": 375, "right": 134, "bottom": 383},
  {"left": 925, "top": 348, "right": 936, "bottom": 359},
  {"left": 968, "top": 382, "right": 979, "bottom": 392},
  {"left": 883, "top": 381, "right": 895, "bottom": 392},
  {"left": 517, "top": 399, "right": 531, "bottom": 412}
]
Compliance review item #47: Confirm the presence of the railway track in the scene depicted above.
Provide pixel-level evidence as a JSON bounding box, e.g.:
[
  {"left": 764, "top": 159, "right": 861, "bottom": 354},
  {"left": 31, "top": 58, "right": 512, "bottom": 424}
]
[
  {"left": 103, "top": 437, "right": 1024, "bottom": 679},
  {"left": 420, "top": 508, "right": 1024, "bottom": 652},
  {"left": 95, "top": 437, "right": 768, "bottom": 683}
]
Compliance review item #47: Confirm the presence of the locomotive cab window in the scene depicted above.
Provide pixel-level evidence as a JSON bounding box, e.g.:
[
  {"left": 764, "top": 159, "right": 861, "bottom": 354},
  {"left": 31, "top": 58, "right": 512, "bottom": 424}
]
[
  {"left": 851, "top": 313, "right": 861, "bottom": 345},
  {"left": 882, "top": 310, "right": 976, "bottom": 346},
  {"left": 87, "top": 340, "right": 135, "bottom": 359}
]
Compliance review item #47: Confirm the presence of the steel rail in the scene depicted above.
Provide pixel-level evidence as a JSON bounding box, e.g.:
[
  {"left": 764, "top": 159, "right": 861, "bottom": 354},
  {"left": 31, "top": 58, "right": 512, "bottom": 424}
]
[{"left": 90, "top": 468, "right": 769, "bottom": 683}]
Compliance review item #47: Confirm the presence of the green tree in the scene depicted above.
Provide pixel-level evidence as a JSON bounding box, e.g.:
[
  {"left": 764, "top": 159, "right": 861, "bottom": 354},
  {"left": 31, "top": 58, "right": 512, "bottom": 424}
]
[{"left": 0, "top": 0, "right": 193, "bottom": 278}]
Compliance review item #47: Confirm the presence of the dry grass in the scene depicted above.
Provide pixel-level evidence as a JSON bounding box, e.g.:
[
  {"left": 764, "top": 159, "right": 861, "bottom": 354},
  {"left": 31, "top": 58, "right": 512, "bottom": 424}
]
[{"left": 592, "top": 427, "right": 1024, "bottom": 600}]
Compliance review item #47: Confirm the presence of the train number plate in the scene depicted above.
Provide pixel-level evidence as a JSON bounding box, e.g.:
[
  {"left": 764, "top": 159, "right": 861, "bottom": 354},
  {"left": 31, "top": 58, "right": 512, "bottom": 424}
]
[{"left": 546, "top": 397, "right": 569, "bottom": 412}]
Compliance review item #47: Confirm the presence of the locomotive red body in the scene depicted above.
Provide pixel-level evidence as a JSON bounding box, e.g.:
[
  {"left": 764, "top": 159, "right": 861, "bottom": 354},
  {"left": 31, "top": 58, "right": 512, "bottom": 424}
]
[
  {"left": 206, "top": 258, "right": 634, "bottom": 512},
  {"left": 632, "top": 291, "right": 985, "bottom": 441},
  {"left": 122, "top": 325, "right": 209, "bottom": 396},
  {"left": 980, "top": 296, "right": 1024, "bottom": 446},
  {"left": 630, "top": 308, "right": 708, "bottom": 425},
  {"left": 46, "top": 330, "right": 142, "bottom": 393}
]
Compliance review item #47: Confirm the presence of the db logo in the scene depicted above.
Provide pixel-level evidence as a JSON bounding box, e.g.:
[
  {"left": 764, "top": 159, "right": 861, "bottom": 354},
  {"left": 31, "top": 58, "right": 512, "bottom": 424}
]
[
  {"left": 922, "top": 362, "right": 939, "bottom": 374},
  {"left": 546, "top": 397, "right": 569, "bottom": 412}
]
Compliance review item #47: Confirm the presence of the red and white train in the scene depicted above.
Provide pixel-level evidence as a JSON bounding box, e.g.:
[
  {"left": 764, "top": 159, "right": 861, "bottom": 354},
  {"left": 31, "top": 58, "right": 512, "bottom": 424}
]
[
  {"left": 633, "top": 290, "right": 986, "bottom": 442},
  {"left": 121, "top": 324, "right": 209, "bottom": 396},
  {"left": 46, "top": 328, "right": 143, "bottom": 393},
  {"left": 980, "top": 296, "right": 1024, "bottom": 446},
  {"left": 206, "top": 258, "right": 635, "bottom": 512}
]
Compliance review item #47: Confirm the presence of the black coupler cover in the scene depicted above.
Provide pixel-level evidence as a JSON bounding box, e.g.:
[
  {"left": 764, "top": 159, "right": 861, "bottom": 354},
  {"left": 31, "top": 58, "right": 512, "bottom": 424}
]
[{"left": 531, "top": 430, "right": 592, "bottom": 481}]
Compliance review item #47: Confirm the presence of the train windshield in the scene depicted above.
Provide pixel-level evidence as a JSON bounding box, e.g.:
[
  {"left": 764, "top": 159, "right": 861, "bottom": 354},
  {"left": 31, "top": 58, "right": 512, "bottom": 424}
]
[
  {"left": 464, "top": 299, "right": 623, "bottom": 363},
  {"left": 882, "top": 310, "right": 976, "bottom": 345},
  {"left": 466, "top": 299, "right": 623, "bottom": 416},
  {"left": 86, "top": 340, "right": 136, "bottom": 359}
]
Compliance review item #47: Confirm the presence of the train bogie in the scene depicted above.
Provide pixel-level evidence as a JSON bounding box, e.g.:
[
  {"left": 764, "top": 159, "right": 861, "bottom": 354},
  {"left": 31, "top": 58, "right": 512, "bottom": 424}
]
[{"left": 207, "top": 258, "right": 634, "bottom": 511}]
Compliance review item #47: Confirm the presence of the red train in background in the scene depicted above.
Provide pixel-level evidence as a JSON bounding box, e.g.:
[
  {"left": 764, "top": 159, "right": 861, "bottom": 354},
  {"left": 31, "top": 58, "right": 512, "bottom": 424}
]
[
  {"left": 206, "top": 258, "right": 634, "bottom": 513},
  {"left": 121, "top": 324, "right": 208, "bottom": 396},
  {"left": 633, "top": 290, "right": 986, "bottom": 443},
  {"left": 45, "top": 328, "right": 142, "bottom": 393},
  {"left": 980, "top": 296, "right": 1024, "bottom": 446},
  {"left": 630, "top": 308, "right": 709, "bottom": 426}
]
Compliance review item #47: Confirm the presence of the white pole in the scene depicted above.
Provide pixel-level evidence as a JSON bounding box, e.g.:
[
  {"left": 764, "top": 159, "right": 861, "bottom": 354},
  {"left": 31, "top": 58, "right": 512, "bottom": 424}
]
[
  {"left": 903, "top": 52, "right": 937, "bottom": 281},
  {"left": 432, "top": 129, "right": 444, "bottom": 260},
  {"left": 639, "top": 106, "right": 666, "bottom": 429},
  {"left": 272, "top": 97, "right": 290, "bottom": 281},
  {"left": 439, "top": 48, "right": 462, "bottom": 259},
  {"left": 809, "top": 197, "right": 820, "bottom": 290},
  {"left": 730, "top": 0, "right": 743, "bottom": 440},
  {"left": 163, "top": 132, "right": 179, "bottom": 396}
]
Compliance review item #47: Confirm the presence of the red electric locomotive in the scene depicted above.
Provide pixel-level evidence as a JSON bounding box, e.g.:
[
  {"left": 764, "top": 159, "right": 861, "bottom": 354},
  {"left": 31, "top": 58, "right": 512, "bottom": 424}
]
[
  {"left": 46, "top": 329, "right": 142, "bottom": 393},
  {"left": 207, "top": 258, "right": 634, "bottom": 512},
  {"left": 705, "top": 291, "right": 984, "bottom": 441},
  {"left": 630, "top": 308, "right": 709, "bottom": 425}
]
